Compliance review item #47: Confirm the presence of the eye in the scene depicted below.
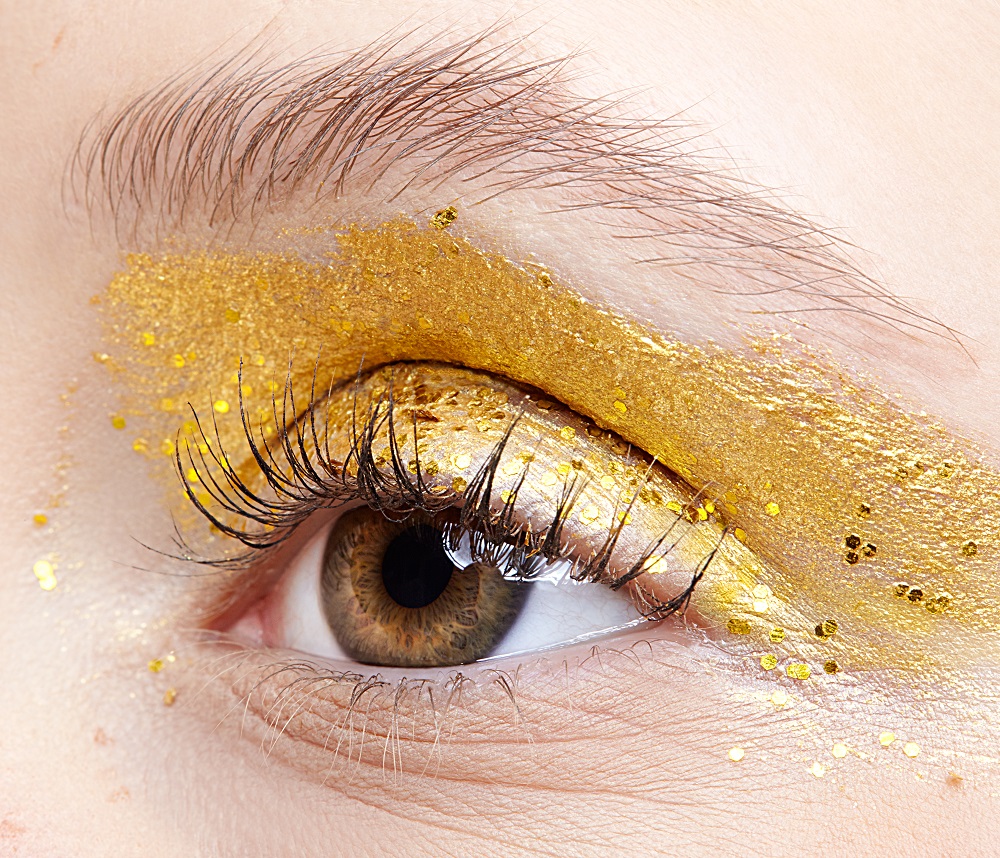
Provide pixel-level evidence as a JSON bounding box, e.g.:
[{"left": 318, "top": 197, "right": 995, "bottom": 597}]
[
  {"left": 230, "top": 505, "right": 641, "bottom": 667},
  {"left": 188, "top": 361, "right": 726, "bottom": 670}
]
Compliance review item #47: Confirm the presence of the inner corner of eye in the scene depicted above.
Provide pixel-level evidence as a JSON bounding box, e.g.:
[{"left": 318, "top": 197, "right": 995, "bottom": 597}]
[{"left": 207, "top": 362, "right": 716, "bottom": 669}]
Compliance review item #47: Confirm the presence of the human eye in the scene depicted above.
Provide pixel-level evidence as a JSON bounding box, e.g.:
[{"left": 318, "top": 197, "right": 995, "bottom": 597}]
[{"left": 183, "top": 360, "right": 719, "bottom": 669}]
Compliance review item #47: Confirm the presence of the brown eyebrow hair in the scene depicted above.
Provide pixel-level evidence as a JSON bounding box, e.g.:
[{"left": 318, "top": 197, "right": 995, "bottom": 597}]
[{"left": 71, "top": 25, "right": 956, "bottom": 345}]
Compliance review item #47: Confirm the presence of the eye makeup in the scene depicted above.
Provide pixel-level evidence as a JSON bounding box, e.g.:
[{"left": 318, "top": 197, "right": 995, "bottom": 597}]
[{"left": 98, "top": 215, "right": 1000, "bottom": 680}]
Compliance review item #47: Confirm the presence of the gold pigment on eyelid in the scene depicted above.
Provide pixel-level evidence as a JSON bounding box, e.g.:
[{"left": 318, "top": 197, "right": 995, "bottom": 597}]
[{"left": 99, "top": 217, "right": 1000, "bottom": 675}]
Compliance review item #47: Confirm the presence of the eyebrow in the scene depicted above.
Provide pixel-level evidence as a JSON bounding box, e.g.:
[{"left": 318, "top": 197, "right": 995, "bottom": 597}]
[{"left": 71, "top": 25, "right": 955, "bottom": 345}]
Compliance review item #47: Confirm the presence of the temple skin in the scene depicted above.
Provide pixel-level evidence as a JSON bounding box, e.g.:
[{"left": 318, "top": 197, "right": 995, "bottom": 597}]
[{"left": 2, "top": 2, "right": 1000, "bottom": 856}]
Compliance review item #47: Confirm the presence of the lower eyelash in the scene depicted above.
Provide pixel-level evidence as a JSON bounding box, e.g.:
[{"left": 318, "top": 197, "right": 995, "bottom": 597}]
[{"left": 176, "top": 359, "right": 713, "bottom": 621}]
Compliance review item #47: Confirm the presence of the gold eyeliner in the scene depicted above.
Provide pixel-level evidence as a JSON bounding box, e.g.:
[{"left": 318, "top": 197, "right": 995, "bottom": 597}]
[{"left": 98, "top": 215, "right": 1000, "bottom": 677}]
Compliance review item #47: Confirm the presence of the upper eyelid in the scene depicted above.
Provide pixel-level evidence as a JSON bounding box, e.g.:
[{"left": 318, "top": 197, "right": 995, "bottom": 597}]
[{"left": 69, "top": 26, "right": 951, "bottom": 344}]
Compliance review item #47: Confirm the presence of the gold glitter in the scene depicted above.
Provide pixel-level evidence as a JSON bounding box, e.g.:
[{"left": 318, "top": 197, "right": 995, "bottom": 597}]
[
  {"left": 160, "top": 439, "right": 175, "bottom": 456},
  {"left": 600, "top": 475, "right": 617, "bottom": 490},
  {"left": 892, "top": 582, "right": 910, "bottom": 598},
  {"left": 769, "top": 627, "right": 786, "bottom": 644},
  {"left": 429, "top": 205, "right": 458, "bottom": 229},
  {"left": 580, "top": 504, "right": 601, "bottom": 525},
  {"left": 815, "top": 619, "right": 839, "bottom": 638},
  {"left": 764, "top": 502, "right": 780, "bottom": 516},
  {"left": 786, "top": 663, "right": 811, "bottom": 680},
  {"left": 540, "top": 471, "right": 558, "bottom": 487},
  {"left": 752, "top": 599, "right": 769, "bottom": 613},
  {"left": 452, "top": 477, "right": 467, "bottom": 493},
  {"left": 823, "top": 659, "right": 840, "bottom": 674},
  {"left": 832, "top": 743, "right": 848, "bottom": 759},
  {"left": 148, "top": 659, "right": 165, "bottom": 673},
  {"left": 33, "top": 513, "right": 48, "bottom": 527},
  {"left": 537, "top": 271, "right": 552, "bottom": 286},
  {"left": 171, "top": 353, "right": 186, "bottom": 368},
  {"left": 727, "top": 617, "right": 752, "bottom": 635},
  {"left": 32, "top": 559, "right": 57, "bottom": 591},
  {"left": 845, "top": 534, "right": 862, "bottom": 549},
  {"left": 185, "top": 467, "right": 200, "bottom": 483},
  {"left": 862, "top": 542, "right": 877, "bottom": 557},
  {"left": 642, "top": 555, "right": 668, "bottom": 575},
  {"left": 771, "top": 689, "right": 788, "bottom": 706},
  {"left": 925, "top": 592, "right": 953, "bottom": 614},
  {"left": 559, "top": 426, "right": 576, "bottom": 442},
  {"left": 111, "top": 415, "right": 126, "bottom": 430},
  {"left": 132, "top": 438, "right": 148, "bottom": 453},
  {"left": 879, "top": 731, "right": 896, "bottom": 747},
  {"left": 810, "top": 762, "right": 826, "bottom": 778},
  {"left": 760, "top": 654, "right": 778, "bottom": 670},
  {"left": 141, "top": 331, "right": 155, "bottom": 346},
  {"left": 961, "top": 540, "right": 978, "bottom": 557},
  {"left": 752, "top": 584, "right": 771, "bottom": 599},
  {"left": 451, "top": 453, "right": 471, "bottom": 470},
  {"left": 728, "top": 747, "right": 745, "bottom": 762},
  {"left": 213, "top": 400, "right": 230, "bottom": 414},
  {"left": 906, "top": 586, "right": 924, "bottom": 603},
  {"left": 613, "top": 400, "right": 627, "bottom": 414},
  {"left": 99, "top": 218, "right": 1000, "bottom": 675},
  {"left": 903, "top": 742, "right": 921, "bottom": 758},
  {"left": 163, "top": 688, "right": 177, "bottom": 706},
  {"left": 225, "top": 308, "right": 241, "bottom": 323}
]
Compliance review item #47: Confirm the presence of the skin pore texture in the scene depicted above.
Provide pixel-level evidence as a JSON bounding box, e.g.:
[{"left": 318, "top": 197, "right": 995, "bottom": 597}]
[{"left": 2, "top": 2, "right": 1000, "bottom": 857}]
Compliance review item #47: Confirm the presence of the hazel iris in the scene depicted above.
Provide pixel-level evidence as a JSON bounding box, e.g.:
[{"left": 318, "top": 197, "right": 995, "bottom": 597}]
[{"left": 320, "top": 507, "right": 528, "bottom": 667}]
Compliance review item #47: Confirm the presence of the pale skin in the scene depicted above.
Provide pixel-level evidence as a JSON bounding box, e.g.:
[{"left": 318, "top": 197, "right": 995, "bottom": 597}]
[{"left": 2, "top": 2, "right": 999, "bottom": 856}]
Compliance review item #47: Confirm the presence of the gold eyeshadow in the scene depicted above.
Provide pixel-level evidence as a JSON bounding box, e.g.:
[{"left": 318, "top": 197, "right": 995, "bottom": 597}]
[{"left": 98, "top": 215, "right": 1000, "bottom": 678}]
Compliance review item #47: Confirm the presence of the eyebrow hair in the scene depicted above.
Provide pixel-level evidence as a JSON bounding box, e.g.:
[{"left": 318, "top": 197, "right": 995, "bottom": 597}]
[{"left": 71, "top": 25, "right": 956, "bottom": 345}]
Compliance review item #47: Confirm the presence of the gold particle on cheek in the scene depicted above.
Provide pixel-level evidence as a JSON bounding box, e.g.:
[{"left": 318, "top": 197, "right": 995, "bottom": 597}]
[
  {"left": 879, "top": 731, "right": 896, "bottom": 747},
  {"left": 171, "top": 353, "right": 186, "bottom": 368},
  {"left": 786, "top": 663, "right": 811, "bottom": 680},
  {"left": 832, "top": 743, "right": 848, "bottom": 759},
  {"left": 771, "top": 689, "right": 788, "bottom": 706},
  {"left": 823, "top": 659, "right": 840, "bottom": 674},
  {"left": 224, "top": 308, "right": 241, "bottom": 324},
  {"left": 845, "top": 534, "right": 862, "bottom": 549},
  {"left": 810, "top": 761, "right": 826, "bottom": 778},
  {"left": 148, "top": 659, "right": 165, "bottom": 673},
  {"left": 752, "top": 584, "right": 771, "bottom": 599},
  {"left": 764, "top": 502, "right": 780, "bottom": 516},
  {"left": 760, "top": 654, "right": 778, "bottom": 670},
  {"left": 451, "top": 477, "right": 467, "bottom": 493},
  {"left": 903, "top": 742, "right": 921, "bottom": 758},
  {"left": 961, "top": 540, "right": 978, "bottom": 557},
  {"left": 728, "top": 747, "right": 745, "bottom": 762},
  {"left": 559, "top": 426, "right": 576, "bottom": 442},
  {"left": 111, "top": 415, "right": 127, "bottom": 430},
  {"left": 163, "top": 688, "right": 177, "bottom": 706},
  {"left": 613, "top": 400, "right": 627, "bottom": 414},
  {"left": 727, "top": 617, "right": 752, "bottom": 635},
  {"left": 141, "top": 331, "right": 156, "bottom": 346},
  {"left": 33, "top": 513, "right": 48, "bottom": 527},
  {"left": 768, "top": 627, "right": 786, "bottom": 644},
  {"left": 429, "top": 205, "right": 458, "bottom": 229},
  {"left": 32, "top": 559, "right": 57, "bottom": 591}
]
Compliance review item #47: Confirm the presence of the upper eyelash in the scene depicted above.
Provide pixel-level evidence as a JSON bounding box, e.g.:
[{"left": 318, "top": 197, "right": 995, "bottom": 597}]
[{"left": 175, "top": 358, "right": 713, "bottom": 621}]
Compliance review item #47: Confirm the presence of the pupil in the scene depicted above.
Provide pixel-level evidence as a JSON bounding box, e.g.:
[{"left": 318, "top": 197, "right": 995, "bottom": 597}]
[{"left": 381, "top": 523, "right": 455, "bottom": 609}]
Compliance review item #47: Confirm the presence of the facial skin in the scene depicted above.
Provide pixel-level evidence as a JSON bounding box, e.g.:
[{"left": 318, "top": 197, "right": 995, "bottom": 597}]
[{"left": 2, "top": 2, "right": 999, "bottom": 856}]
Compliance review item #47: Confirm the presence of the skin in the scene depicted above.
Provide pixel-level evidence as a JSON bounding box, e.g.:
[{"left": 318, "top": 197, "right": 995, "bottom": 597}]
[{"left": 2, "top": 2, "right": 999, "bottom": 855}]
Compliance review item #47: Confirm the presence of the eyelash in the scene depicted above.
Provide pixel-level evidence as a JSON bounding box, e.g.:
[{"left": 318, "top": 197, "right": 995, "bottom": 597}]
[{"left": 175, "top": 359, "right": 712, "bottom": 623}]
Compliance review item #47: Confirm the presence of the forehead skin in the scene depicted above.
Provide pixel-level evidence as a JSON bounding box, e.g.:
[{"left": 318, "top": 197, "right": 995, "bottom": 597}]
[{"left": 1, "top": 2, "right": 999, "bottom": 856}]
